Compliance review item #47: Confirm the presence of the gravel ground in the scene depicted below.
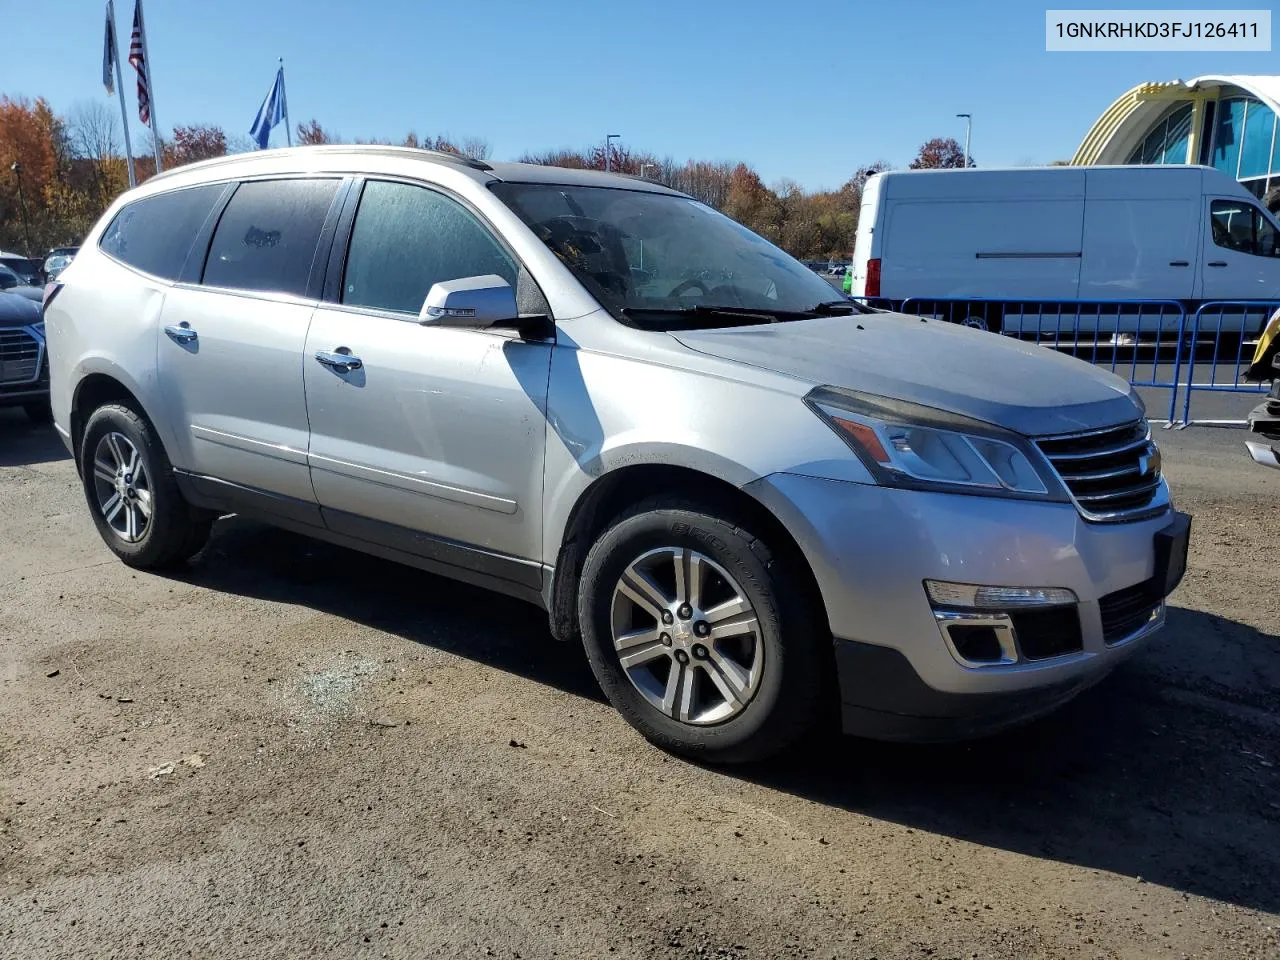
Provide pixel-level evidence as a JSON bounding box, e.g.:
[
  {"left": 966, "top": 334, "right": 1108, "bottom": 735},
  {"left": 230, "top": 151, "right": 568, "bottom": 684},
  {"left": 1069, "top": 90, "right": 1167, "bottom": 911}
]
[{"left": 1, "top": 409, "right": 1277, "bottom": 960}]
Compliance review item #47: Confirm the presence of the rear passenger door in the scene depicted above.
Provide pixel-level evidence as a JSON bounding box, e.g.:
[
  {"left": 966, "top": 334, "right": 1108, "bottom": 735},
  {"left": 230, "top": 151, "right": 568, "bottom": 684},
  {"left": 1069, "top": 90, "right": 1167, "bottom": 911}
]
[{"left": 156, "top": 178, "right": 347, "bottom": 516}]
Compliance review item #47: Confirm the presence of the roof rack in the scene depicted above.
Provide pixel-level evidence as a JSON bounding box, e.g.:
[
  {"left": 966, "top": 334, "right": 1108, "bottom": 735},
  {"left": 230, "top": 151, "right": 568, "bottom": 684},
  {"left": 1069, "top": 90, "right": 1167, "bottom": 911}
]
[{"left": 147, "top": 143, "right": 493, "bottom": 184}]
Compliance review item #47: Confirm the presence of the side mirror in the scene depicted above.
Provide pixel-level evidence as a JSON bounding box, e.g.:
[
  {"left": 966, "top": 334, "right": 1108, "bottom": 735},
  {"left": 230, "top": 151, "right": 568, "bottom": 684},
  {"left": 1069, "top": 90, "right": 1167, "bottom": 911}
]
[
  {"left": 419, "top": 275, "right": 518, "bottom": 329},
  {"left": 0, "top": 274, "right": 15, "bottom": 289}
]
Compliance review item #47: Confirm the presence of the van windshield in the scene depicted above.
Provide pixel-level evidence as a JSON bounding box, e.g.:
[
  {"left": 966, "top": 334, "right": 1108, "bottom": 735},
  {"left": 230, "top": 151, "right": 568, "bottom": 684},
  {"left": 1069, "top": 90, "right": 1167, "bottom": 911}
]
[{"left": 490, "top": 182, "right": 860, "bottom": 329}]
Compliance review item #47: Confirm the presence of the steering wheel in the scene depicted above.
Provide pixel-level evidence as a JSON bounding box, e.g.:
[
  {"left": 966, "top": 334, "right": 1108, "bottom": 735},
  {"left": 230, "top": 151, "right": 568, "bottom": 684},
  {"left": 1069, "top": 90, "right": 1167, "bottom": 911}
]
[{"left": 667, "top": 277, "right": 710, "bottom": 298}]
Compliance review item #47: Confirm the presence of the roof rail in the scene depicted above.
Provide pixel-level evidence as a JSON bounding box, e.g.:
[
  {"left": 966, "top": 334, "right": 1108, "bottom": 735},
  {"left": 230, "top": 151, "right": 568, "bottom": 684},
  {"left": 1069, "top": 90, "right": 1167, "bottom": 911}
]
[{"left": 146, "top": 143, "right": 493, "bottom": 184}]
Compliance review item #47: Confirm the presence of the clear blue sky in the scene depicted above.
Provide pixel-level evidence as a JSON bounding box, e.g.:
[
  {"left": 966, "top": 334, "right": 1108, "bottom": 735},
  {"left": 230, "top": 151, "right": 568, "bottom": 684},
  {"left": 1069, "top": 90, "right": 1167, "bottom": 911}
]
[{"left": 2, "top": 0, "right": 1276, "bottom": 189}]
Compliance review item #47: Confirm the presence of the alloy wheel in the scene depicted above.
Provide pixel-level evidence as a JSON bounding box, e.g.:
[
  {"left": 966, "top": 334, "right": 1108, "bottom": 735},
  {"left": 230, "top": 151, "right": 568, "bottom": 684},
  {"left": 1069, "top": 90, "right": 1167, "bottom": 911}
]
[
  {"left": 91, "top": 432, "right": 152, "bottom": 543},
  {"left": 610, "top": 547, "right": 764, "bottom": 725}
]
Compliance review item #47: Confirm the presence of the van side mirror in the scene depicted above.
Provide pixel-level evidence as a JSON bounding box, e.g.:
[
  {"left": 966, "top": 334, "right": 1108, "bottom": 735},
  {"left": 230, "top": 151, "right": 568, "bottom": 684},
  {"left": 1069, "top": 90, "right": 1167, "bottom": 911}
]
[
  {"left": 0, "top": 273, "right": 15, "bottom": 289},
  {"left": 419, "top": 275, "right": 519, "bottom": 329}
]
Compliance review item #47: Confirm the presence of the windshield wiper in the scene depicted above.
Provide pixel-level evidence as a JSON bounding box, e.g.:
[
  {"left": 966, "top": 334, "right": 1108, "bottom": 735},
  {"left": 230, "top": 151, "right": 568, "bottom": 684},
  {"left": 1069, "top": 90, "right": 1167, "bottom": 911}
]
[{"left": 620, "top": 305, "right": 785, "bottom": 326}]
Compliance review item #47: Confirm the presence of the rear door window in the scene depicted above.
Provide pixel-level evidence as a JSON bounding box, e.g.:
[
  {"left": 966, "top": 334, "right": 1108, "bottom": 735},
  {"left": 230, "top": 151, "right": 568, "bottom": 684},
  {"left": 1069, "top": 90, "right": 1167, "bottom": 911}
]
[
  {"left": 202, "top": 179, "right": 341, "bottom": 296},
  {"left": 341, "top": 180, "right": 517, "bottom": 315},
  {"left": 99, "top": 184, "right": 225, "bottom": 279}
]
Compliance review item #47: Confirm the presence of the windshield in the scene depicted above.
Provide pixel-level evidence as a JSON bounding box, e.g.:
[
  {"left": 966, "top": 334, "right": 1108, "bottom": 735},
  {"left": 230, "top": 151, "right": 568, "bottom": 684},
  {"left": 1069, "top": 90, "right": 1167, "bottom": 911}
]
[{"left": 490, "top": 182, "right": 854, "bottom": 329}]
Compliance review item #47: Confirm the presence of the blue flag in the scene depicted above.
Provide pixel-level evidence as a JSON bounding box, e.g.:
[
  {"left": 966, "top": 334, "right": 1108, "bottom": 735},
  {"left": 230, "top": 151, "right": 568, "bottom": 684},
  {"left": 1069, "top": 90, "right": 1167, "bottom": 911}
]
[{"left": 249, "top": 66, "right": 288, "bottom": 150}]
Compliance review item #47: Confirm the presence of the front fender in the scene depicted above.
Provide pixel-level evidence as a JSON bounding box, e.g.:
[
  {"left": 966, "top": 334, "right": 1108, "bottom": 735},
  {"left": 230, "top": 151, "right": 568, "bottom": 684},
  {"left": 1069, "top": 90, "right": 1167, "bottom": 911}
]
[{"left": 539, "top": 340, "right": 873, "bottom": 563}]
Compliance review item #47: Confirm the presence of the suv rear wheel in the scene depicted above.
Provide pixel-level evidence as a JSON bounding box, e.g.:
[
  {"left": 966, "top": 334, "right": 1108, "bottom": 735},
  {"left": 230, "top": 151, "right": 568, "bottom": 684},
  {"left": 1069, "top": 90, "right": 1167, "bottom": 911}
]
[
  {"left": 577, "top": 499, "right": 827, "bottom": 764},
  {"left": 79, "top": 402, "right": 212, "bottom": 569}
]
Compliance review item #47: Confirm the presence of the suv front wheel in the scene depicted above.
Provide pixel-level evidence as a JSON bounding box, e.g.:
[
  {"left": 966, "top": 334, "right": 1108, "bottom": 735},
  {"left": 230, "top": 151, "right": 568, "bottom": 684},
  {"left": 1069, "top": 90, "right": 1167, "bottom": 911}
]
[
  {"left": 578, "top": 500, "right": 828, "bottom": 764},
  {"left": 79, "top": 402, "right": 212, "bottom": 569}
]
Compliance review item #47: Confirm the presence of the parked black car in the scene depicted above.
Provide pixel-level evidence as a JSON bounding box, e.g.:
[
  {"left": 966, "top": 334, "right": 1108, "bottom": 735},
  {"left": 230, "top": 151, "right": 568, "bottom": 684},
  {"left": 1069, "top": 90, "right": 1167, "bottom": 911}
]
[
  {"left": 0, "top": 256, "right": 43, "bottom": 285},
  {"left": 0, "top": 291, "right": 49, "bottom": 422},
  {"left": 0, "top": 263, "right": 44, "bottom": 304}
]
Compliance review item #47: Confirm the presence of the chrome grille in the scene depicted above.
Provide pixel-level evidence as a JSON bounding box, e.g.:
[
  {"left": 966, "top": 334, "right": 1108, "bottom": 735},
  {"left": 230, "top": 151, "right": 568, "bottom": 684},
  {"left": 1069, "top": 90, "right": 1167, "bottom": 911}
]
[
  {"left": 1036, "top": 421, "right": 1164, "bottom": 523},
  {"left": 0, "top": 329, "right": 41, "bottom": 386}
]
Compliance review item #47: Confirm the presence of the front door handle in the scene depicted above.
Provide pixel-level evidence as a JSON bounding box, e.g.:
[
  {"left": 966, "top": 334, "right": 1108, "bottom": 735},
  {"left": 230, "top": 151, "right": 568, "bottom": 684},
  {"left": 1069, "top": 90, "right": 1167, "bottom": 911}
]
[
  {"left": 1207, "top": 261, "right": 1228, "bottom": 267},
  {"left": 314, "top": 349, "right": 363, "bottom": 373},
  {"left": 164, "top": 322, "right": 197, "bottom": 344},
  {"left": 1168, "top": 260, "right": 1190, "bottom": 267}
]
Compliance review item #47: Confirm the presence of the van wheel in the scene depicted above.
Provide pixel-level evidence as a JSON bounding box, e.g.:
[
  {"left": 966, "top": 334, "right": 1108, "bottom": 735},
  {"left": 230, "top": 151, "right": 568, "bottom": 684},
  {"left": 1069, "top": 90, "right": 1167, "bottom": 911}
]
[
  {"left": 577, "top": 499, "right": 827, "bottom": 764},
  {"left": 79, "top": 402, "right": 212, "bottom": 569}
]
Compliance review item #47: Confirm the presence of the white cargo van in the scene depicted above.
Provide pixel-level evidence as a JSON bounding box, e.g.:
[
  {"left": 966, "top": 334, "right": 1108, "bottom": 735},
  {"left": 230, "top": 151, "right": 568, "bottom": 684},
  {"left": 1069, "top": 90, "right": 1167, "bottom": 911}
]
[{"left": 849, "top": 165, "right": 1280, "bottom": 335}]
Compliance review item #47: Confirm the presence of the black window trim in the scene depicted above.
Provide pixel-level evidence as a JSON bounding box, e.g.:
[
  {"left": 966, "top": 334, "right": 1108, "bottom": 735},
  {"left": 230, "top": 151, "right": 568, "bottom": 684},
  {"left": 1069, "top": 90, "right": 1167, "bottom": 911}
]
[
  {"left": 1210, "top": 196, "right": 1280, "bottom": 258},
  {"left": 320, "top": 174, "right": 552, "bottom": 330},
  {"left": 190, "top": 174, "right": 352, "bottom": 302}
]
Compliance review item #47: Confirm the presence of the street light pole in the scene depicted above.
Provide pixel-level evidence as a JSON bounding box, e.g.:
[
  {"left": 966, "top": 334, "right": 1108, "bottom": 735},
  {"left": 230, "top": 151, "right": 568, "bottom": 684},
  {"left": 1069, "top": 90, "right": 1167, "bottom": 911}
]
[
  {"left": 605, "top": 133, "right": 621, "bottom": 172},
  {"left": 956, "top": 113, "right": 972, "bottom": 168},
  {"left": 10, "top": 162, "right": 32, "bottom": 256},
  {"left": 640, "top": 163, "right": 655, "bottom": 179}
]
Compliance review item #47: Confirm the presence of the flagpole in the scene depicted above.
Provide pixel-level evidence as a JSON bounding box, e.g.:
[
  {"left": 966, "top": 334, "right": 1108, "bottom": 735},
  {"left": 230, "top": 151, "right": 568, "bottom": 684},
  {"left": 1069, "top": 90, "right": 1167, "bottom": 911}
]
[
  {"left": 281, "top": 59, "right": 292, "bottom": 147},
  {"left": 137, "top": 0, "right": 163, "bottom": 172},
  {"left": 108, "top": 1, "right": 137, "bottom": 187}
]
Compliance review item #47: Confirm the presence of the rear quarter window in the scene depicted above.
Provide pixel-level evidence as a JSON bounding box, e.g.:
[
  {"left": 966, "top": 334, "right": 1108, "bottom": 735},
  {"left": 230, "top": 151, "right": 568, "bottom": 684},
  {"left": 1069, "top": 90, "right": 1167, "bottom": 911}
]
[{"left": 98, "top": 184, "right": 225, "bottom": 280}]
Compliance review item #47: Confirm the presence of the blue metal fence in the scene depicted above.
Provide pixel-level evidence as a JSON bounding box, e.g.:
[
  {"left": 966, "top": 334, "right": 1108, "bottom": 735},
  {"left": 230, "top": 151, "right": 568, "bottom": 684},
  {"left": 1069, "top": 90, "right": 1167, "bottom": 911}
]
[
  {"left": 856, "top": 297, "right": 1277, "bottom": 427},
  {"left": 1178, "top": 301, "right": 1277, "bottom": 426}
]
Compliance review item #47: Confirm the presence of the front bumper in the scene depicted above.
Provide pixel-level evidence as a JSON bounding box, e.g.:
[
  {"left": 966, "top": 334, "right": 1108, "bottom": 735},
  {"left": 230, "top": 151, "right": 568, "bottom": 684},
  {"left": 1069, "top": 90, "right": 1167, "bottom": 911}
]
[{"left": 746, "top": 472, "right": 1181, "bottom": 740}]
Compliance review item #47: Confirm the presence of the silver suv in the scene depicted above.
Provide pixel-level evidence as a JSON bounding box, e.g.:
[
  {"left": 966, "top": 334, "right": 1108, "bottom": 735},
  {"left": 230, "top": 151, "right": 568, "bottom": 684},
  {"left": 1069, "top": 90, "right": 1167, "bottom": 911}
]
[{"left": 46, "top": 146, "right": 1190, "bottom": 762}]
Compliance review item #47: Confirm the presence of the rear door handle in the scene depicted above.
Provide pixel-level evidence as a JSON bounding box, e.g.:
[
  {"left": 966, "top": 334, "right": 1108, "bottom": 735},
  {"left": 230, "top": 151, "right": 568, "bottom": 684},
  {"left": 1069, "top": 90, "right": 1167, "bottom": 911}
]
[
  {"left": 1168, "top": 260, "right": 1190, "bottom": 267},
  {"left": 1207, "top": 261, "right": 1228, "bottom": 267},
  {"left": 314, "top": 349, "right": 363, "bottom": 373},
  {"left": 164, "top": 322, "right": 197, "bottom": 344}
]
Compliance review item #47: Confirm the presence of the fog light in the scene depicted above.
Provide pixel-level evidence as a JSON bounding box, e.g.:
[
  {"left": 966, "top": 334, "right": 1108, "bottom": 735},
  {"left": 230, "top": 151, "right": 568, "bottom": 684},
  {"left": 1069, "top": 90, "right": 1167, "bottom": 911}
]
[{"left": 925, "top": 581, "right": 1077, "bottom": 609}]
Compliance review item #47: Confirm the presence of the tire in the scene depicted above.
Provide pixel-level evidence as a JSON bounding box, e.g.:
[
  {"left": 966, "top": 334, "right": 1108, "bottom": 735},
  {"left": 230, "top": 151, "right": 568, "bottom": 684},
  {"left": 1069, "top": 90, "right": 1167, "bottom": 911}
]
[
  {"left": 577, "top": 499, "right": 827, "bottom": 764},
  {"left": 79, "top": 402, "right": 212, "bottom": 569},
  {"left": 23, "top": 399, "right": 52, "bottom": 423}
]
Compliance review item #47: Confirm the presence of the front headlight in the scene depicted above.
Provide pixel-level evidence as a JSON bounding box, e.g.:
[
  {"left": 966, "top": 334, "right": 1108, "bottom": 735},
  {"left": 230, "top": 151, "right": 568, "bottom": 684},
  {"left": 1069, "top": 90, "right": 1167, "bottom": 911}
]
[{"left": 805, "top": 387, "right": 1064, "bottom": 499}]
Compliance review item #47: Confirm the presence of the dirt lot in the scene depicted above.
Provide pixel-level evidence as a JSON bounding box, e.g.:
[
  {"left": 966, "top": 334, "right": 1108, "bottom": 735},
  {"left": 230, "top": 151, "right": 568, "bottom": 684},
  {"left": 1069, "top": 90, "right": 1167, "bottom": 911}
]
[{"left": 1, "top": 411, "right": 1278, "bottom": 960}]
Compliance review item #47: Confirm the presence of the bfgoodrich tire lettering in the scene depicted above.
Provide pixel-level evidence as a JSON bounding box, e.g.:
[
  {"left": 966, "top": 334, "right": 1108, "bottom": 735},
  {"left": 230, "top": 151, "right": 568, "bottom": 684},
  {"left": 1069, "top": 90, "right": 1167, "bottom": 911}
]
[
  {"left": 578, "top": 499, "right": 827, "bottom": 764},
  {"left": 79, "top": 402, "right": 212, "bottom": 569}
]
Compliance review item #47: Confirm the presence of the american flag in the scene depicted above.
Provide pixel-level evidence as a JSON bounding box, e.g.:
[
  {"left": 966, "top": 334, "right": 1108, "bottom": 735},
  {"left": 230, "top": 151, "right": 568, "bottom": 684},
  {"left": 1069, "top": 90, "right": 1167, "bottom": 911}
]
[{"left": 127, "top": 0, "right": 151, "bottom": 125}]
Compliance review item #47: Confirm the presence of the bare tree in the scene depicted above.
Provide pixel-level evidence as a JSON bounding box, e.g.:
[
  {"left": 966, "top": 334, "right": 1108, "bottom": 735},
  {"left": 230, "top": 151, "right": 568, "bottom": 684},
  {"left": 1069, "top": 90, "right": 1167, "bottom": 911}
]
[
  {"left": 460, "top": 136, "right": 492, "bottom": 161},
  {"left": 66, "top": 100, "right": 121, "bottom": 207},
  {"left": 67, "top": 101, "right": 120, "bottom": 163}
]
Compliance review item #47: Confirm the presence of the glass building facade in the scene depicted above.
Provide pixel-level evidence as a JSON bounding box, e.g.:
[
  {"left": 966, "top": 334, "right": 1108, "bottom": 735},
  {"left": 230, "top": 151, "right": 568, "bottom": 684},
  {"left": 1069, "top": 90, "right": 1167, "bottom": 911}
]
[{"left": 1127, "top": 93, "right": 1279, "bottom": 199}]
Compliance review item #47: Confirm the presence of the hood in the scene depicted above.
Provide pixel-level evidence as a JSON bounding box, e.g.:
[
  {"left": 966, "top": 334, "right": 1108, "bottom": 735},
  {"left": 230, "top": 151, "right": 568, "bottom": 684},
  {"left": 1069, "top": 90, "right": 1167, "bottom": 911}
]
[
  {"left": 673, "top": 312, "right": 1141, "bottom": 437},
  {"left": 8, "top": 285, "right": 43, "bottom": 304},
  {"left": 0, "top": 291, "right": 41, "bottom": 328}
]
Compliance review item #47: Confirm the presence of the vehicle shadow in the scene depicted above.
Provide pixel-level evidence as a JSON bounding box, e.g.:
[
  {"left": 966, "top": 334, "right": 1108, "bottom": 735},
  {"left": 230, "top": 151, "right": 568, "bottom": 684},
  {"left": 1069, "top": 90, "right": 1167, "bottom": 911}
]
[
  {"left": 176, "top": 516, "right": 603, "bottom": 703},
  {"left": 174, "top": 519, "right": 1279, "bottom": 914},
  {"left": 0, "top": 412, "right": 71, "bottom": 467},
  {"left": 737, "top": 603, "right": 1280, "bottom": 915}
]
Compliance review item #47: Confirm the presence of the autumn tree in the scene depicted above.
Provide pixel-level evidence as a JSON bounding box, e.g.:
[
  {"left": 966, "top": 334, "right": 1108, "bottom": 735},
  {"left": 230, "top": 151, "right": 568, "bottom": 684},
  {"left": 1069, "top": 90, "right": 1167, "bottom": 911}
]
[
  {"left": 296, "top": 118, "right": 333, "bottom": 145},
  {"left": 723, "top": 164, "right": 782, "bottom": 241},
  {"left": 909, "top": 137, "right": 972, "bottom": 169},
  {"left": 0, "top": 96, "right": 63, "bottom": 253},
  {"left": 167, "top": 124, "right": 228, "bottom": 167}
]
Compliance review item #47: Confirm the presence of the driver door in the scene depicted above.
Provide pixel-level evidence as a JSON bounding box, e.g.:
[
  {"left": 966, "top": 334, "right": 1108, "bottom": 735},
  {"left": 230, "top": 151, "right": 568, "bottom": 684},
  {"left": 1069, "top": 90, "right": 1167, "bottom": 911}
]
[
  {"left": 1202, "top": 197, "right": 1280, "bottom": 301},
  {"left": 303, "top": 179, "right": 553, "bottom": 589}
]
